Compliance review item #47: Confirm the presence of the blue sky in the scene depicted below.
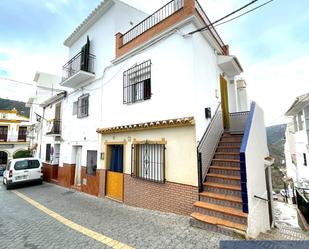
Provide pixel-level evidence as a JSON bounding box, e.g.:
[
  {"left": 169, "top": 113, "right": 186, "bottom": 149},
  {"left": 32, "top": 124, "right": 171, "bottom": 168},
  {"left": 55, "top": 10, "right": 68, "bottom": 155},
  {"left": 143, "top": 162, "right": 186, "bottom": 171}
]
[{"left": 0, "top": 0, "right": 308, "bottom": 124}]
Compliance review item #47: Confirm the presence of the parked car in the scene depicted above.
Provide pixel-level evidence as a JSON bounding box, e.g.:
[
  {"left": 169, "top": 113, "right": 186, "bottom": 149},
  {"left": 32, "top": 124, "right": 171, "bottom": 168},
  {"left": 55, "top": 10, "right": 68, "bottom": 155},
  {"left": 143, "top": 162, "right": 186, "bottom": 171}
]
[
  {"left": 0, "top": 164, "right": 5, "bottom": 176},
  {"left": 272, "top": 191, "right": 278, "bottom": 200},
  {"left": 2, "top": 158, "right": 43, "bottom": 190}
]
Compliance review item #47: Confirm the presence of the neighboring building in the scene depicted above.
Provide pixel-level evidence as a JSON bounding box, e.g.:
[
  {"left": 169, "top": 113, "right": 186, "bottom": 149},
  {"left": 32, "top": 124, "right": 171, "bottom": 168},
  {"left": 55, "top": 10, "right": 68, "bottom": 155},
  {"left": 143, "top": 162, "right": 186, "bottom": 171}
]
[
  {"left": 34, "top": 0, "right": 271, "bottom": 238},
  {"left": 0, "top": 108, "right": 30, "bottom": 165},
  {"left": 285, "top": 93, "right": 309, "bottom": 182},
  {"left": 284, "top": 93, "right": 309, "bottom": 227}
]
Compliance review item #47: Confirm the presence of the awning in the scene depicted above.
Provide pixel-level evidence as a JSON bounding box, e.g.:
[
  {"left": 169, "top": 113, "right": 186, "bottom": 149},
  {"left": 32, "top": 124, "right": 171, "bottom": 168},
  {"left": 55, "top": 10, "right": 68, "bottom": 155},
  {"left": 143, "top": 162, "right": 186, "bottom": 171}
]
[
  {"left": 40, "top": 91, "right": 67, "bottom": 108},
  {"left": 218, "top": 55, "right": 243, "bottom": 77}
]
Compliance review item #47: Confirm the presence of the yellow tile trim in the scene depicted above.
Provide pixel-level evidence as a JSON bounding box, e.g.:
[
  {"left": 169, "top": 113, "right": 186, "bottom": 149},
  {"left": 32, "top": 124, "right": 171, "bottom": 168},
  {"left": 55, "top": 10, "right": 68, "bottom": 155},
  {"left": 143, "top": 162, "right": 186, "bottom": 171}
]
[
  {"left": 12, "top": 190, "right": 134, "bottom": 249},
  {"left": 97, "top": 117, "right": 195, "bottom": 134}
]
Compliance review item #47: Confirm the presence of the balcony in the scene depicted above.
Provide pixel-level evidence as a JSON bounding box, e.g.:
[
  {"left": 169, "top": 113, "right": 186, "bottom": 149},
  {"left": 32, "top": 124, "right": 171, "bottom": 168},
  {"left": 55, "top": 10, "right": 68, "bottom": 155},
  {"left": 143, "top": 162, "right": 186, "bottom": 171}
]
[
  {"left": 115, "top": 0, "right": 227, "bottom": 59},
  {"left": 0, "top": 136, "right": 29, "bottom": 146},
  {"left": 46, "top": 120, "right": 61, "bottom": 136},
  {"left": 61, "top": 51, "right": 95, "bottom": 88}
]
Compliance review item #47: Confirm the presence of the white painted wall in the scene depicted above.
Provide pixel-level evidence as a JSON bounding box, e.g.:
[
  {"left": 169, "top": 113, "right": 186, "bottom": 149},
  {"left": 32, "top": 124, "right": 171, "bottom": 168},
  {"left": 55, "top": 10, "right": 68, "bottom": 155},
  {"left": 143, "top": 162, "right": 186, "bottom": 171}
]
[
  {"left": 59, "top": 1, "right": 147, "bottom": 168},
  {"left": 67, "top": 1, "right": 147, "bottom": 79},
  {"left": 245, "top": 103, "right": 271, "bottom": 238},
  {"left": 100, "top": 22, "right": 230, "bottom": 142}
]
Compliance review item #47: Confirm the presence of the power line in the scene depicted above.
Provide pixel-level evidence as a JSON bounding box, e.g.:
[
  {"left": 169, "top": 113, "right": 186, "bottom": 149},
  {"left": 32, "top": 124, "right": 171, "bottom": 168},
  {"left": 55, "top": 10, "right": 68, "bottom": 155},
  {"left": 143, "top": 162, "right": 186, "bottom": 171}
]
[
  {"left": 0, "top": 76, "right": 63, "bottom": 92},
  {"left": 214, "top": 0, "right": 275, "bottom": 28},
  {"left": 187, "top": 0, "right": 274, "bottom": 36}
]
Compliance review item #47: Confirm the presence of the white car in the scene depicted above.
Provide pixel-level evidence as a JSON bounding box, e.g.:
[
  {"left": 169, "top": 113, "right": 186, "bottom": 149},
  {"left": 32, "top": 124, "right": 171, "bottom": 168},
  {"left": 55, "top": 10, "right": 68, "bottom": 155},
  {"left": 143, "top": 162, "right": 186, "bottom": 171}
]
[{"left": 3, "top": 158, "right": 43, "bottom": 190}]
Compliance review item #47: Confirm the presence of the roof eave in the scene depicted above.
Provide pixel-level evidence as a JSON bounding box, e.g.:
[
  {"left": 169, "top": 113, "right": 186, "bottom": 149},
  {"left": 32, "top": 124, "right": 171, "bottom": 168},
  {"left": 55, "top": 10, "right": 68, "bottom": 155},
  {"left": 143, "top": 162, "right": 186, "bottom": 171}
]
[{"left": 63, "top": 0, "right": 115, "bottom": 47}]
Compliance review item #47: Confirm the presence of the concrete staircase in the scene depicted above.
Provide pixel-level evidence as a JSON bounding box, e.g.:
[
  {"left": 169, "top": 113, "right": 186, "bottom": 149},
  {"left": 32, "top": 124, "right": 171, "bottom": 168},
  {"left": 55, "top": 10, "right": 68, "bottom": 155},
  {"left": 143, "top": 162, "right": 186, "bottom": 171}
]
[{"left": 190, "top": 132, "right": 247, "bottom": 238}]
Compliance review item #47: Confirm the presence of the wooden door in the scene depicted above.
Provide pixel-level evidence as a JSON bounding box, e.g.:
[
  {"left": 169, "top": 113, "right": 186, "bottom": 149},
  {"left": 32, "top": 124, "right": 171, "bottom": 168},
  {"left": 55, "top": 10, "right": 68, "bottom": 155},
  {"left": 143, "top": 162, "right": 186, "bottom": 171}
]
[
  {"left": 220, "top": 75, "right": 230, "bottom": 129},
  {"left": 106, "top": 145, "right": 124, "bottom": 201},
  {"left": 0, "top": 126, "right": 8, "bottom": 142}
]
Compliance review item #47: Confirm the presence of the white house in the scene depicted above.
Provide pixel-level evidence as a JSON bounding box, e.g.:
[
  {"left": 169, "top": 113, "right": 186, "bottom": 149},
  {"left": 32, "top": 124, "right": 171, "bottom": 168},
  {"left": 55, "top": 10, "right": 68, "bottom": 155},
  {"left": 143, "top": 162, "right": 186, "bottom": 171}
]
[
  {"left": 284, "top": 93, "right": 309, "bottom": 227},
  {"left": 0, "top": 108, "right": 30, "bottom": 165},
  {"left": 285, "top": 93, "right": 309, "bottom": 183},
  {"left": 34, "top": 0, "right": 271, "bottom": 238}
]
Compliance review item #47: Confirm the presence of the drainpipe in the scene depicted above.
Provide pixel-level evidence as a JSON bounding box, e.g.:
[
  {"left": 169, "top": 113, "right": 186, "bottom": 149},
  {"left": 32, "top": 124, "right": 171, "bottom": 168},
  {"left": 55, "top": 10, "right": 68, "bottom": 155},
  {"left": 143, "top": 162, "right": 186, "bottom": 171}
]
[
  {"left": 39, "top": 108, "right": 45, "bottom": 160},
  {"left": 264, "top": 156, "right": 275, "bottom": 228}
]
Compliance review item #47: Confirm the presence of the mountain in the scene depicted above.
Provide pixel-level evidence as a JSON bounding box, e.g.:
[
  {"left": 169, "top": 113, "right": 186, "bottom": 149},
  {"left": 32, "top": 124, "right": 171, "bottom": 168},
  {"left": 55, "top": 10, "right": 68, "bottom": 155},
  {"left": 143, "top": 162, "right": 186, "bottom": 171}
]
[
  {"left": 266, "top": 124, "right": 287, "bottom": 192},
  {"left": 0, "top": 98, "right": 30, "bottom": 118}
]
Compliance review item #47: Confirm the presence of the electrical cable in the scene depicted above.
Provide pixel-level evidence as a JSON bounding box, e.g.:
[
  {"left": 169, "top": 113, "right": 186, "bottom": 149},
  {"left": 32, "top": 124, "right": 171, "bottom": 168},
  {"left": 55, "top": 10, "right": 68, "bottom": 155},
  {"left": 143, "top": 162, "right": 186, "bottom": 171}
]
[{"left": 186, "top": 0, "right": 275, "bottom": 36}]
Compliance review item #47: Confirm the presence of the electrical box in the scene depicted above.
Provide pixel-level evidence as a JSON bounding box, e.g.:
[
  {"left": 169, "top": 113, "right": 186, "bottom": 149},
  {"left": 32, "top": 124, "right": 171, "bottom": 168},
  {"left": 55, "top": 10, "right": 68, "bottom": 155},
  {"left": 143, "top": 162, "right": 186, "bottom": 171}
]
[{"left": 205, "top": 107, "right": 211, "bottom": 119}]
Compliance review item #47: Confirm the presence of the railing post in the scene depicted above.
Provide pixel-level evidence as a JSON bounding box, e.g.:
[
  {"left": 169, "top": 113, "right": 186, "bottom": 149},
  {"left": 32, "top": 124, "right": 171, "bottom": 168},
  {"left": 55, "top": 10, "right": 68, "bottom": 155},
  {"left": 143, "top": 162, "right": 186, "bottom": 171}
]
[
  {"left": 197, "top": 151, "right": 203, "bottom": 193},
  {"left": 115, "top": 32, "right": 123, "bottom": 58},
  {"left": 184, "top": 0, "right": 195, "bottom": 15}
]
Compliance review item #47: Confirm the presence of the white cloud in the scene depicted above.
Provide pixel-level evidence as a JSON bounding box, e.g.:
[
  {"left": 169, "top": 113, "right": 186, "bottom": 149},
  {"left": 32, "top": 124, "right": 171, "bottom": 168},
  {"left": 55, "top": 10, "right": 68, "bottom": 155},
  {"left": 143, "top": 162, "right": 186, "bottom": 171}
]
[
  {"left": 45, "top": 2, "right": 58, "bottom": 14},
  {"left": 244, "top": 55, "right": 309, "bottom": 125}
]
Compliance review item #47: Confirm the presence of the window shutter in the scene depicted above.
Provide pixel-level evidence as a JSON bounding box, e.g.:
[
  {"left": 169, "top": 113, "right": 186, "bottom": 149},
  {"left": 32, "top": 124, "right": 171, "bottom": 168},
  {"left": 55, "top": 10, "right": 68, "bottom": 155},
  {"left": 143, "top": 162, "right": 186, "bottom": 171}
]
[{"left": 143, "top": 78, "right": 151, "bottom": 100}]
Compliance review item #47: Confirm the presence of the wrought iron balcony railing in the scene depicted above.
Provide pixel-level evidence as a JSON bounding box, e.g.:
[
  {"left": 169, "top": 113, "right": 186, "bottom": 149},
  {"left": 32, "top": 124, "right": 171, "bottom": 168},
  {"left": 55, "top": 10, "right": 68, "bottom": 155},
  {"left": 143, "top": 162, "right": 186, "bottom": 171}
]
[
  {"left": 46, "top": 120, "right": 61, "bottom": 135},
  {"left": 121, "top": 0, "right": 184, "bottom": 45},
  {"left": 62, "top": 51, "right": 95, "bottom": 82},
  {"left": 0, "top": 136, "right": 29, "bottom": 143}
]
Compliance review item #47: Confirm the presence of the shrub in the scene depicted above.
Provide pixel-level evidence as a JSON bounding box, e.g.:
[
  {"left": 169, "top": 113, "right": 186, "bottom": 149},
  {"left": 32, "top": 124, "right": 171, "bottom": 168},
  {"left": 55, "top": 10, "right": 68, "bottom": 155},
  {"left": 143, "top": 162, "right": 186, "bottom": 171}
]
[{"left": 13, "top": 150, "right": 32, "bottom": 159}]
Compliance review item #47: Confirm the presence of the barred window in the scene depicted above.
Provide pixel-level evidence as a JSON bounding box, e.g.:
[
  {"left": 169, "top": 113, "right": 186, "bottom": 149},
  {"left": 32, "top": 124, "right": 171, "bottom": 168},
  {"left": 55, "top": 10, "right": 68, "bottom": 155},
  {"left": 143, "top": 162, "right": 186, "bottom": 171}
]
[
  {"left": 72, "top": 101, "right": 77, "bottom": 115},
  {"left": 77, "top": 94, "right": 89, "bottom": 118},
  {"left": 123, "top": 60, "right": 151, "bottom": 104},
  {"left": 131, "top": 142, "right": 165, "bottom": 183}
]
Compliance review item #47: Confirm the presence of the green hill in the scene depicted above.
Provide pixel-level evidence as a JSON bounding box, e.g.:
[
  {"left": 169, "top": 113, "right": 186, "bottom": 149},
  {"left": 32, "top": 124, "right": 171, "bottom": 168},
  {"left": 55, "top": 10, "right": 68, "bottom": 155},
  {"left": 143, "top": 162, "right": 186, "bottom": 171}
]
[{"left": 0, "top": 98, "right": 30, "bottom": 118}]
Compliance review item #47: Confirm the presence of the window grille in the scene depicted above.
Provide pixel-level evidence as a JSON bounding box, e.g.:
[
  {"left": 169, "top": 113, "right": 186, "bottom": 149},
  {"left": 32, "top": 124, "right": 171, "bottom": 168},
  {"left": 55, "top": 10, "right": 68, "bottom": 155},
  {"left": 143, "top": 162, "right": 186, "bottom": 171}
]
[
  {"left": 123, "top": 60, "right": 151, "bottom": 104},
  {"left": 87, "top": 150, "right": 97, "bottom": 176},
  {"left": 131, "top": 142, "right": 165, "bottom": 183},
  {"left": 77, "top": 94, "right": 89, "bottom": 118}
]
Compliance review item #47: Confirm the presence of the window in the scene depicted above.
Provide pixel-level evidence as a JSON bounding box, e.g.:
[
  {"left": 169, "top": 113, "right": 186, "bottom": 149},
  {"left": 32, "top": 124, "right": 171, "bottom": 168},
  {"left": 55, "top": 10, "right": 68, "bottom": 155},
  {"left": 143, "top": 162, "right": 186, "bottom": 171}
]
[
  {"left": 1, "top": 113, "right": 7, "bottom": 119},
  {"left": 72, "top": 101, "right": 78, "bottom": 115},
  {"left": 46, "top": 144, "right": 51, "bottom": 162},
  {"left": 123, "top": 60, "right": 151, "bottom": 104},
  {"left": 18, "top": 126, "right": 27, "bottom": 141},
  {"left": 77, "top": 94, "right": 89, "bottom": 118},
  {"left": 86, "top": 150, "right": 97, "bottom": 176},
  {"left": 28, "top": 160, "right": 40, "bottom": 169},
  {"left": 14, "top": 160, "right": 28, "bottom": 170},
  {"left": 14, "top": 160, "right": 40, "bottom": 170},
  {"left": 297, "top": 111, "right": 304, "bottom": 131},
  {"left": 131, "top": 142, "right": 165, "bottom": 183},
  {"left": 304, "top": 153, "right": 307, "bottom": 166}
]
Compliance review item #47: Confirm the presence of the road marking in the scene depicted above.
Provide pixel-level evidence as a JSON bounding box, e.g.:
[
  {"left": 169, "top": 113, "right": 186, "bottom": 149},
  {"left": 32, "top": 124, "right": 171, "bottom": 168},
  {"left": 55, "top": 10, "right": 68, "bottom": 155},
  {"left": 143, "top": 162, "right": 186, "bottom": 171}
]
[{"left": 12, "top": 190, "right": 134, "bottom": 249}]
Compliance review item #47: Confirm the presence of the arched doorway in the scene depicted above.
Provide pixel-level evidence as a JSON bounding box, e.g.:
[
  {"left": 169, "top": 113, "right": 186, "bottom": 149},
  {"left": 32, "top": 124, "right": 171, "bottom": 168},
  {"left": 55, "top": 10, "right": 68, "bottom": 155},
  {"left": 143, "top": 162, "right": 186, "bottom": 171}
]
[{"left": 0, "top": 151, "right": 8, "bottom": 165}]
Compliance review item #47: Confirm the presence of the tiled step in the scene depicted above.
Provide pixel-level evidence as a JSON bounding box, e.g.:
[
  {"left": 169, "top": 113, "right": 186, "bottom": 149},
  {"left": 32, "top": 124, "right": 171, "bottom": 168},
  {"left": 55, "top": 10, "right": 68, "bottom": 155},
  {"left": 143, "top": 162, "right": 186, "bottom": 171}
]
[
  {"left": 211, "top": 159, "right": 240, "bottom": 167},
  {"left": 222, "top": 133, "right": 244, "bottom": 138},
  {"left": 209, "top": 166, "right": 240, "bottom": 176},
  {"left": 193, "top": 201, "right": 247, "bottom": 224},
  {"left": 221, "top": 137, "right": 243, "bottom": 142},
  {"left": 199, "top": 192, "right": 243, "bottom": 210},
  {"left": 217, "top": 146, "right": 240, "bottom": 153},
  {"left": 214, "top": 152, "right": 240, "bottom": 160},
  {"left": 203, "top": 182, "right": 241, "bottom": 197},
  {"left": 206, "top": 173, "right": 240, "bottom": 186},
  {"left": 219, "top": 141, "right": 242, "bottom": 147},
  {"left": 190, "top": 212, "right": 247, "bottom": 238}
]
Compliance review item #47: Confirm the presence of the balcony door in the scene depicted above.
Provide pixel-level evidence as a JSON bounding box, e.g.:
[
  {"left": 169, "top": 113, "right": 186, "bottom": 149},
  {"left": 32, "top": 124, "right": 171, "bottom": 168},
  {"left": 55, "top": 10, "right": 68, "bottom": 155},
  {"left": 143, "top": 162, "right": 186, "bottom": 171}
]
[
  {"left": 18, "top": 127, "right": 27, "bottom": 141},
  {"left": 0, "top": 126, "right": 8, "bottom": 142}
]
